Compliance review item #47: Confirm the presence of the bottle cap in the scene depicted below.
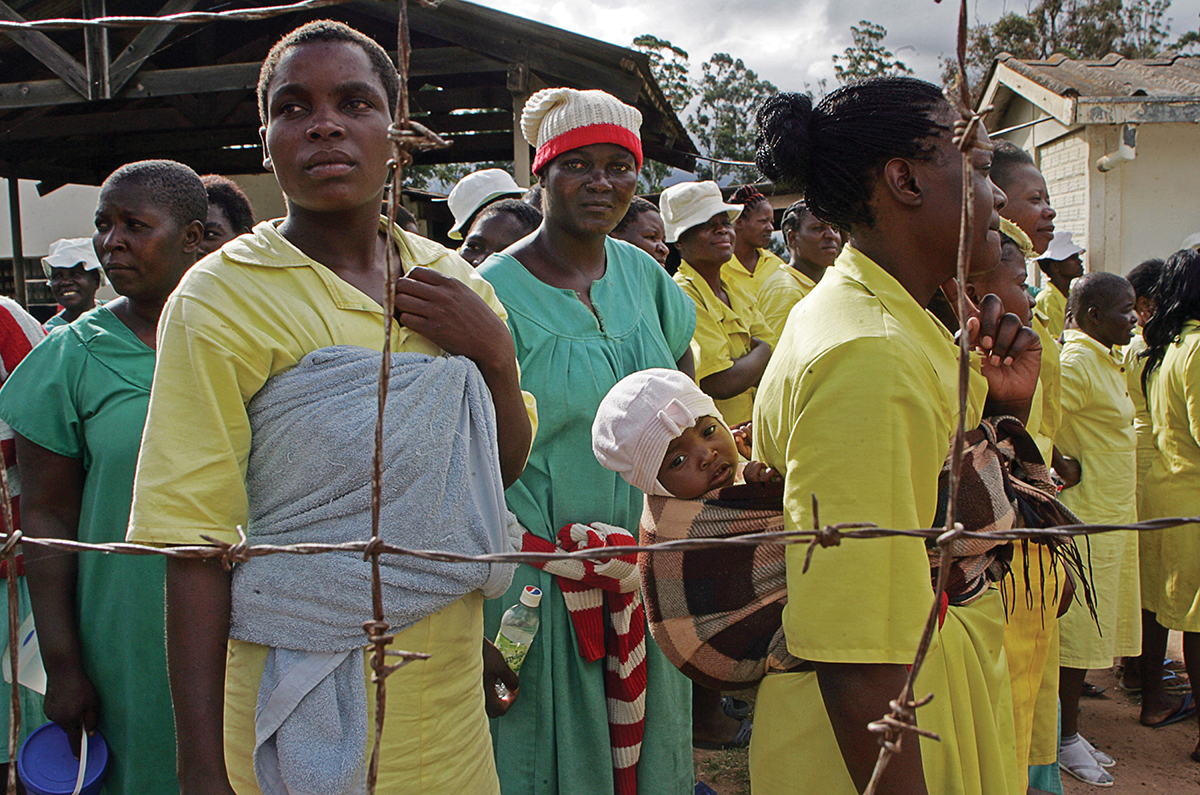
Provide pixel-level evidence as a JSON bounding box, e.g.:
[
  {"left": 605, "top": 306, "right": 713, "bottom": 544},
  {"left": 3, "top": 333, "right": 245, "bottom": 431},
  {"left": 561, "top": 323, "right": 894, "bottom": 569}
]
[{"left": 519, "top": 585, "right": 542, "bottom": 608}]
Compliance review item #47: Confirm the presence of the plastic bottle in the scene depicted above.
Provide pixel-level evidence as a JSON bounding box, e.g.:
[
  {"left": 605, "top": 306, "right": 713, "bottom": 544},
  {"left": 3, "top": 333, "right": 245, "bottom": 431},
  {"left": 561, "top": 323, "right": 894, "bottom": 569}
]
[{"left": 493, "top": 585, "right": 542, "bottom": 700}]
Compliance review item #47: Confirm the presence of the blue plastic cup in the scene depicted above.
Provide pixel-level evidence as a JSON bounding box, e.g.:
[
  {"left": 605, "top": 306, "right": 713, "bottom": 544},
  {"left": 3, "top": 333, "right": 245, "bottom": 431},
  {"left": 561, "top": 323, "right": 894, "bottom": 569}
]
[{"left": 17, "top": 722, "right": 108, "bottom": 795}]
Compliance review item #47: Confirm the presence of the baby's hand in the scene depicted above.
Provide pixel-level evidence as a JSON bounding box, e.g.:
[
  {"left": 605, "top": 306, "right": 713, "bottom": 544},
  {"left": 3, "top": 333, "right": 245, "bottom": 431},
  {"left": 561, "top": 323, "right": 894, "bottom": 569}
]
[
  {"left": 731, "top": 421, "right": 753, "bottom": 459},
  {"left": 743, "top": 461, "right": 782, "bottom": 485}
]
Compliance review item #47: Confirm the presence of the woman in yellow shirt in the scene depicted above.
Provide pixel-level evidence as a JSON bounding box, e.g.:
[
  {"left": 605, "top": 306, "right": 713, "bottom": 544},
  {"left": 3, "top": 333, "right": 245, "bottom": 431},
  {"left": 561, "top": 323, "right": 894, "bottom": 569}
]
[
  {"left": 727, "top": 184, "right": 785, "bottom": 298},
  {"left": 757, "top": 201, "right": 843, "bottom": 338},
  {"left": 127, "top": 22, "right": 533, "bottom": 795},
  {"left": 1137, "top": 248, "right": 1200, "bottom": 758},
  {"left": 1054, "top": 272, "right": 1140, "bottom": 786},
  {"left": 751, "top": 77, "right": 1039, "bottom": 795},
  {"left": 662, "top": 181, "right": 774, "bottom": 426}
]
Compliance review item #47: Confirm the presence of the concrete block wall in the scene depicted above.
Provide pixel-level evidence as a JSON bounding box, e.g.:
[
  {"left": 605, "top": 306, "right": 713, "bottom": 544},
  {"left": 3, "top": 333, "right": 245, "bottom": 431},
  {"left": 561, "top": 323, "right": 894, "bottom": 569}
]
[{"left": 1036, "top": 131, "right": 1088, "bottom": 241}]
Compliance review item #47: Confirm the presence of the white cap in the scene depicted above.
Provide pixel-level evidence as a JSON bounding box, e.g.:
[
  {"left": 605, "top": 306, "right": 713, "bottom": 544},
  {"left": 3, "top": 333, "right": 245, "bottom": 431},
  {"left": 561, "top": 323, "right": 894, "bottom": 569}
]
[
  {"left": 41, "top": 238, "right": 102, "bottom": 279},
  {"left": 446, "top": 169, "right": 523, "bottom": 240},
  {"left": 659, "top": 181, "right": 742, "bottom": 244},
  {"left": 521, "top": 87, "right": 643, "bottom": 174},
  {"left": 519, "top": 585, "right": 542, "bottom": 608},
  {"left": 592, "top": 368, "right": 723, "bottom": 497},
  {"left": 1182, "top": 232, "right": 1200, "bottom": 251},
  {"left": 1037, "top": 230, "right": 1085, "bottom": 262}
]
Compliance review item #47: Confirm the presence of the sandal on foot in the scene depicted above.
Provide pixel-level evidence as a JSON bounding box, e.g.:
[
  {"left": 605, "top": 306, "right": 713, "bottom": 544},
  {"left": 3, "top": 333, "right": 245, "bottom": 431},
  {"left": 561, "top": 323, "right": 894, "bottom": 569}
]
[
  {"left": 1142, "top": 693, "right": 1196, "bottom": 728},
  {"left": 1081, "top": 680, "right": 1107, "bottom": 697},
  {"left": 1118, "top": 670, "right": 1189, "bottom": 693},
  {"left": 693, "top": 718, "right": 752, "bottom": 750},
  {"left": 1059, "top": 758, "right": 1114, "bottom": 786},
  {"left": 1060, "top": 737, "right": 1114, "bottom": 786},
  {"left": 721, "top": 696, "right": 752, "bottom": 719},
  {"left": 1164, "top": 670, "right": 1192, "bottom": 693},
  {"left": 1077, "top": 735, "right": 1115, "bottom": 768}
]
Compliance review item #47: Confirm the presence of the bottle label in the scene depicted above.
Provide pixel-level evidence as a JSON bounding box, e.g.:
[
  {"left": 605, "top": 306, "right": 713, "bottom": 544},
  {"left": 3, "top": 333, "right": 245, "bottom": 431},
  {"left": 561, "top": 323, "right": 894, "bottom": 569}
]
[{"left": 495, "top": 631, "right": 530, "bottom": 673}]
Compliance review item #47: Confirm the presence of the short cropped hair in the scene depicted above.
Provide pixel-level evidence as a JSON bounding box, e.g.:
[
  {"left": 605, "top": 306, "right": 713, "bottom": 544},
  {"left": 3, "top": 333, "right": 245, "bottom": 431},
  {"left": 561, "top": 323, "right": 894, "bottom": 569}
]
[
  {"left": 104, "top": 160, "right": 207, "bottom": 227},
  {"left": 258, "top": 20, "right": 400, "bottom": 124},
  {"left": 612, "top": 196, "right": 659, "bottom": 235},
  {"left": 990, "top": 141, "right": 1036, "bottom": 193},
  {"left": 1067, "top": 271, "right": 1132, "bottom": 319},
  {"left": 475, "top": 198, "right": 542, "bottom": 236},
  {"left": 201, "top": 174, "right": 255, "bottom": 235}
]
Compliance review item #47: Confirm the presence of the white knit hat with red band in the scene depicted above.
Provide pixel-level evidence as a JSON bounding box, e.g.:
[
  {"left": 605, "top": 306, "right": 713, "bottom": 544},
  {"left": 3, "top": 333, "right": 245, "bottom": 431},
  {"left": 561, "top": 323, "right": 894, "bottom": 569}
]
[
  {"left": 592, "top": 368, "right": 724, "bottom": 497},
  {"left": 521, "top": 87, "right": 643, "bottom": 174}
]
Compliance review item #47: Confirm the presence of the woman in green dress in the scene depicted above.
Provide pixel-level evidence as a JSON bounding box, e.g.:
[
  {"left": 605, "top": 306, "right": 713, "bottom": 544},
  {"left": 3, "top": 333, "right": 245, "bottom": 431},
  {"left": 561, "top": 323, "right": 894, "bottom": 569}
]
[
  {"left": 0, "top": 160, "right": 205, "bottom": 794},
  {"left": 478, "top": 89, "right": 696, "bottom": 794}
]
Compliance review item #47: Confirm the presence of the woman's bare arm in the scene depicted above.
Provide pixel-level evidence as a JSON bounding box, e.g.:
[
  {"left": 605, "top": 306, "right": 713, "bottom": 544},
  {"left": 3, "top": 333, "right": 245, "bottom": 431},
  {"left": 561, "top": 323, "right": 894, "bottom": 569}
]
[
  {"left": 167, "top": 557, "right": 237, "bottom": 795},
  {"left": 15, "top": 434, "right": 98, "bottom": 756}
]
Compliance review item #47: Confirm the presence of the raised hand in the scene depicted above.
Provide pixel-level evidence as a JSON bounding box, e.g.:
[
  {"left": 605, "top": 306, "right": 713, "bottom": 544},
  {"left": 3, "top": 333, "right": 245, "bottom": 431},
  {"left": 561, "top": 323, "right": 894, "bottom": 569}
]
[{"left": 942, "top": 278, "right": 1042, "bottom": 423}]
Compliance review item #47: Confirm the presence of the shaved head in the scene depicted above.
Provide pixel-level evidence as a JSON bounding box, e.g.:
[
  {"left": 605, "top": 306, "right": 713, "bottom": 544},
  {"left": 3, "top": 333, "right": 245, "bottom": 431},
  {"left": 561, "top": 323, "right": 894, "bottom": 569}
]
[
  {"left": 104, "top": 160, "right": 207, "bottom": 227},
  {"left": 1067, "top": 272, "right": 1133, "bottom": 318}
]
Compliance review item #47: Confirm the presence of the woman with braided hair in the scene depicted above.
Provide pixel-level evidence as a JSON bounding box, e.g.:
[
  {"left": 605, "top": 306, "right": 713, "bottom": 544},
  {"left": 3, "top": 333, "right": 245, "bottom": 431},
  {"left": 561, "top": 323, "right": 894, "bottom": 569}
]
[
  {"left": 728, "top": 184, "right": 785, "bottom": 298},
  {"left": 750, "top": 77, "right": 1039, "bottom": 795},
  {"left": 1137, "top": 248, "right": 1200, "bottom": 759}
]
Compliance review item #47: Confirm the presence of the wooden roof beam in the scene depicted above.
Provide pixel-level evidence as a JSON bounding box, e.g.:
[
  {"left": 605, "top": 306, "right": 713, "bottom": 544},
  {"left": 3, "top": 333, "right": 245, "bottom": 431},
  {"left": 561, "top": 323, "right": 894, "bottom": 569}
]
[
  {"left": 108, "top": 0, "right": 202, "bottom": 95},
  {"left": 0, "top": 1, "right": 89, "bottom": 98}
]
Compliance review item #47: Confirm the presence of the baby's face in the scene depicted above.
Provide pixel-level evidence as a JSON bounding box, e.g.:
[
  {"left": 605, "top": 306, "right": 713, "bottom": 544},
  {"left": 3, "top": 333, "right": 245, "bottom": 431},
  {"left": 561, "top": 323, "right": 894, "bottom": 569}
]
[{"left": 657, "top": 416, "right": 739, "bottom": 499}]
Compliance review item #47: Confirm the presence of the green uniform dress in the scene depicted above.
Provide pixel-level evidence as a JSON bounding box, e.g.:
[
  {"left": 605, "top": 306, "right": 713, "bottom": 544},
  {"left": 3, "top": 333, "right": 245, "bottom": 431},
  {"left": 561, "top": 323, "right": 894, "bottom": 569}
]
[
  {"left": 478, "top": 239, "right": 696, "bottom": 795},
  {"left": 0, "top": 307, "right": 176, "bottom": 794}
]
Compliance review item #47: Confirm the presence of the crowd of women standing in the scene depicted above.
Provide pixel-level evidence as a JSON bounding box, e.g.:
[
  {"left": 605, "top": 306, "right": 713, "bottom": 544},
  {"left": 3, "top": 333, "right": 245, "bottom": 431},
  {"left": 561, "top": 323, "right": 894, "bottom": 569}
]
[{"left": 0, "top": 17, "right": 1197, "bottom": 795}]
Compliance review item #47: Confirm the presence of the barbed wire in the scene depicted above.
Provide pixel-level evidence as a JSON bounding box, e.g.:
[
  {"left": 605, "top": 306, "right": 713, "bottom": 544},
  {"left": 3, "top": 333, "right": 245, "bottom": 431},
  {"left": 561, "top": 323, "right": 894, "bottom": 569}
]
[
  {"left": 1, "top": 513, "right": 1196, "bottom": 570},
  {"left": 0, "top": 0, "right": 360, "bottom": 32}
]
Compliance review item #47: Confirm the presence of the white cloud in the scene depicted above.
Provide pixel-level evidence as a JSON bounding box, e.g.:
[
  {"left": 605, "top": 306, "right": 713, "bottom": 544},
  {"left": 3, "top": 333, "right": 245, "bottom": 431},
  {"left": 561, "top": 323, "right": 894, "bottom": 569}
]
[{"left": 479, "top": 0, "right": 1200, "bottom": 93}]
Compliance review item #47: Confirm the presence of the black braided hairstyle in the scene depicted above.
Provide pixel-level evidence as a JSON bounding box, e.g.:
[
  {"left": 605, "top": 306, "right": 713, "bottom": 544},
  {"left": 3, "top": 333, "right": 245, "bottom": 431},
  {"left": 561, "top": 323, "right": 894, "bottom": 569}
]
[
  {"left": 754, "top": 77, "right": 950, "bottom": 229},
  {"left": 1141, "top": 248, "right": 1200, "bottom": 396}
]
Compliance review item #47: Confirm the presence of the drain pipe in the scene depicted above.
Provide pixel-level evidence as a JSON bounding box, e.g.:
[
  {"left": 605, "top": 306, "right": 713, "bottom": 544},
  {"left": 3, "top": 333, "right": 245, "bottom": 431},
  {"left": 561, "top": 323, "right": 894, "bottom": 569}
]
[{"left": 1097, "top": 123, "right": 1138, "bottom": 172}]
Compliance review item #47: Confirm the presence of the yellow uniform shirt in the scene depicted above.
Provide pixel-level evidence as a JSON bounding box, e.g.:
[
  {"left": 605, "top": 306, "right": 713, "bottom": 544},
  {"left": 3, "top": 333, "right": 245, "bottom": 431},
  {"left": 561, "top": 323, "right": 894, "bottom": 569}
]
[
  {"left": 757, "top": 264, "right": 818, "bottom": 341},
  {"left": 1056, "top": 329, "right": 1140, "bottom": 669},
  {"left": 1035, "top": 283, "right": 1067, "bottom": 339},
  {"left": 674, "top": 260, "right": 775, "bottom": 426},
  {"left": 1030, "top": 314, "right": 1062, "bottom": 463},
  {"left": 128, "top": 219, "right": 537, "bottom": 795},
  {"left": 724, "top": 247, "right": 784, "bottom": 300},
  {"left": 1141, "top": 320, "right": 1200, "bottom": 631},
  {"left": 1122, "top": 332, "right": 1154, "bottom": 503},
  {"left": 749, "top": 247, "right": 1016, "bottom": 795}
]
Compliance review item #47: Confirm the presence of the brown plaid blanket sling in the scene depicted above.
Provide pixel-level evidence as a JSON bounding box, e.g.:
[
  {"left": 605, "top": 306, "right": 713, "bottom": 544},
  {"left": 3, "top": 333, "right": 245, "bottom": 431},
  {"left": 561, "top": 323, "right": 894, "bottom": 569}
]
[{"left": 639, "top": 417, "right": 1094, "bottom": 690}]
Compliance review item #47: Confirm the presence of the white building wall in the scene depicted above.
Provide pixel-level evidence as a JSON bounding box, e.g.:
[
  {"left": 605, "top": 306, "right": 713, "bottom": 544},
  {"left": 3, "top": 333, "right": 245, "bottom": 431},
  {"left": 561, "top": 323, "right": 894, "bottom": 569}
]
[
  {"left": 1, "top": 173, "right": 287, "bottom": 261},
  {"left": 0, "top": 180, "right": 101, "bottom": 260},
  {"left": 1114, "top": 123, "right": 1200, "bottom": 271}
]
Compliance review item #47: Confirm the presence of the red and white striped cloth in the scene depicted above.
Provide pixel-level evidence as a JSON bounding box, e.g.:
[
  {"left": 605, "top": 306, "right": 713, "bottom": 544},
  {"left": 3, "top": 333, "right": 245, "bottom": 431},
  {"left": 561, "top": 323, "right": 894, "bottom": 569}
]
[
  {"left": 0, "top": 296, "right": 47, "bottom": 532},
  {"left": 521, "top": 522, "right": 647, "bottom": 795}
]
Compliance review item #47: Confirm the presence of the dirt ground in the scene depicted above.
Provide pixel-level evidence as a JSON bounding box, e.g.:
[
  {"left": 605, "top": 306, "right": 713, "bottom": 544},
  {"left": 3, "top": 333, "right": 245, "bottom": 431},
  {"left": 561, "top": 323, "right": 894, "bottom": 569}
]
[
  {"left": 1061, "top": 633, "right": 1198, "bottom": 795},
  {"left": 693, "top": 633, "right": 1200, "bottom": 795}
]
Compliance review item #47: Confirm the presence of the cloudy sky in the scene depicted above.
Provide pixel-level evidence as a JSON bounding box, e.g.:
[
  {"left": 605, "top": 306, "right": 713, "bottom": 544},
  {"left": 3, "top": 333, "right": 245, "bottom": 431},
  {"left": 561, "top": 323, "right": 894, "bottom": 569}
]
[{"left": 483, "top": 0, "right": 1200, "bottom": 93}]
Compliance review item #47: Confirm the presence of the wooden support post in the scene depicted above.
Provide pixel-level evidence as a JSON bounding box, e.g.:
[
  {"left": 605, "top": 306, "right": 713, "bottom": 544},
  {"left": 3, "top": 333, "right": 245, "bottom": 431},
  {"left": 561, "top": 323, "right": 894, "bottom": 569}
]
[
  {"left": 83, "top": 0, "right": 110, "bottom": 101},
  {"left": 507, "top": 63, "right": 541, "bottom": 188},
  {"left": 7, "top": 179, "right": 26, "bottom": 308}
]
